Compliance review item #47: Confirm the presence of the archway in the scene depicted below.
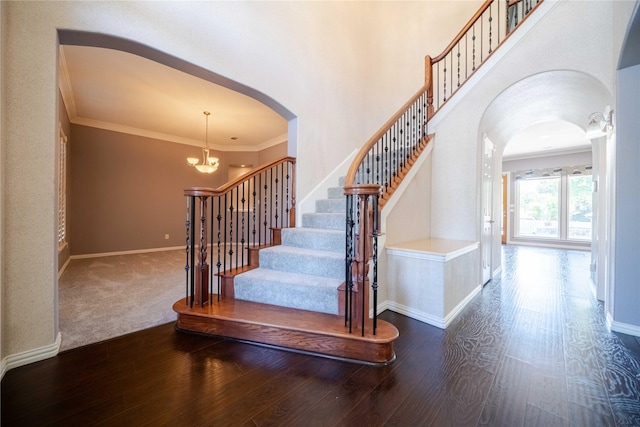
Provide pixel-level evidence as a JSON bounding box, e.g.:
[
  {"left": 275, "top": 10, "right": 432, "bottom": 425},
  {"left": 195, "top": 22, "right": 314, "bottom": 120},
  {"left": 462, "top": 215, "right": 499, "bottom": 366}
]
[
  {"left": 56, "top": 30, "right": 297, "bottom": 349},
  {"left": 478, "top": 70, "right": 612, "bottom": 295}
]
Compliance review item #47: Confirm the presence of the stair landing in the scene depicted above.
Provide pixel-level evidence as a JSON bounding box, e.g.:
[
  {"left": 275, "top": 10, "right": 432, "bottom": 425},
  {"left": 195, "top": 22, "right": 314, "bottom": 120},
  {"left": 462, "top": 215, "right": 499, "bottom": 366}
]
[{"left": 173, "top": 297, "right": 398, "bottom": 365}]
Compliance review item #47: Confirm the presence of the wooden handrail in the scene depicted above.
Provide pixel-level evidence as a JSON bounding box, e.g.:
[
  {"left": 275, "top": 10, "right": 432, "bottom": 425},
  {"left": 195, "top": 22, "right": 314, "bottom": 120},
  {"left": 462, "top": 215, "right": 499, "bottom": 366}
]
[
  {"left": 344, "top": 85, "right": 429, "bottom": 187},
  {"left": 430, "top": 0, "right": 493, "bottom": 63},
  {"left": 185, "top": 156, "right": 296, "bottom": 197}
]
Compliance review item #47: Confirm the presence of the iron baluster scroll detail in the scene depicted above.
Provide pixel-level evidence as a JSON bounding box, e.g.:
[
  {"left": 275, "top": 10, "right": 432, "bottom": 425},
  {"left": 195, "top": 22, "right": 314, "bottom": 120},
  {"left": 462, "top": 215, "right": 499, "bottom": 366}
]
[
  {"left": 183, "top": 157, "right": 296, "bottom": 306},
  {"left": 426, "top": 0, "right": 543, "bottom": 117}
]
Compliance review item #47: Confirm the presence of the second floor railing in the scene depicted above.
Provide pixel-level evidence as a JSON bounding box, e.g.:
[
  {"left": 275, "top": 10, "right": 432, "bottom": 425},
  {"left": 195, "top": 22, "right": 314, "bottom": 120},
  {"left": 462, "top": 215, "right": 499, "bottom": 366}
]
[
  {"left": 183, "top": 157, "right": 296, "bottom": 307},
  {"left": 427, "top": 0, "right": 543, "bottom": 115}
]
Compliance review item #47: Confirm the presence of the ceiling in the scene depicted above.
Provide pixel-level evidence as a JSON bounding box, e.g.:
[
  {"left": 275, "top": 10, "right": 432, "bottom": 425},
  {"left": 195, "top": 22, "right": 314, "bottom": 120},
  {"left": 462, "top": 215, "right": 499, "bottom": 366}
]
[
  {"left": 59, "top": 45, "right": 288, "bottom": 151},
  {"left": 503, "top": 120, "right": 592, "bottom": 160},
  {"left": 60, "top": 44, "right": 593, "bottom": 159}
]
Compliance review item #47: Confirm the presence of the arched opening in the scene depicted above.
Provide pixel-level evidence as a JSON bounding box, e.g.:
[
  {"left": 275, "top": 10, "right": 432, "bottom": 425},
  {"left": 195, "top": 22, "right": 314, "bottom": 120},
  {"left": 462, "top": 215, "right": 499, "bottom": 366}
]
[
  {"left": 478, "top": 70, "right": 612, "bottom": 298},
  {"left": 56, "top": 30, "right": 297, "bottom": 350}
]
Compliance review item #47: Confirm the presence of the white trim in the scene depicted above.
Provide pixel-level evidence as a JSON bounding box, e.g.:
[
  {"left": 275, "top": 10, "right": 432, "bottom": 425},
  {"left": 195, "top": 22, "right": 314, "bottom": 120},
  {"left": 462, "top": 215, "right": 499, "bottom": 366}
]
[
  {"left": 377, "top": 284, "right": 481, "bottom": 330},
  {"left": 492, "top": 265, "right": 502, "bottom": 278},
  {"left": 297, "top": 149, "right": 357, "bottom": 224},
  {"left": 386, "top": 241, "right": 478, "bottom": 262},
  {"left": 1, "top": 332, "right": 62, "bottom": 379},
  {"left": 70, "top": 245, "right": 184, "bottom": 260},
  {"left": 72, "top": 116, "right": 286, "bottom": 152},
  {"left": 611, "top": 320, "right": 640, "bottom": 337}
]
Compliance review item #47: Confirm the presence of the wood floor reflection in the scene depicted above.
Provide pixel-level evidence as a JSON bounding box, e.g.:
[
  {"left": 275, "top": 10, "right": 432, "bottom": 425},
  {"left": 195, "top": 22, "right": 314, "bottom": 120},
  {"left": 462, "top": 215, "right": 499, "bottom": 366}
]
[{"left": 3, "top": 245, "right": 640, "bottom": 426}]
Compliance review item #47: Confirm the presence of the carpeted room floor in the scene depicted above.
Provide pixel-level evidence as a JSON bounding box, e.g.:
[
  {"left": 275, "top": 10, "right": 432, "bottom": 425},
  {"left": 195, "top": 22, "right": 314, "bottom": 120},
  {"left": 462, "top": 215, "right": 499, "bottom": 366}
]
[{"left": 58, "top": 249, "right": 185, "bottom": 351}]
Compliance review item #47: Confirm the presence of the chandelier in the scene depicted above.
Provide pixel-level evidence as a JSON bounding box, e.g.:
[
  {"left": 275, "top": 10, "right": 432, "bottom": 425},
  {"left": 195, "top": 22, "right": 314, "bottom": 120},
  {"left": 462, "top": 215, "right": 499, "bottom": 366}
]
[{"left": 187, "top": 111, "right": 219, "bottom": 173}]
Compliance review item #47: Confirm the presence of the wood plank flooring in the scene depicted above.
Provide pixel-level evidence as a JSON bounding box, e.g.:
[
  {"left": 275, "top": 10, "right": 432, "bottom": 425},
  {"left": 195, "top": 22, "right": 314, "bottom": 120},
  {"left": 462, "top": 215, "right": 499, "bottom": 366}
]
[{"left": 3, "top": 245, "right": 640, "bottom": 426}]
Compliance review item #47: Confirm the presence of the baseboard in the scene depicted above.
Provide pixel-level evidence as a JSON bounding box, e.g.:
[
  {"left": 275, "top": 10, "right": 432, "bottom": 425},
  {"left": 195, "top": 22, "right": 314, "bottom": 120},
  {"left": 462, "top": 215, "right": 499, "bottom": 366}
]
[
  {"left": 611, "top": 320, "right": 640, "bottom": 337},
  {"left": 376, "top": 284, "right": 481, "bottom": 330},
  {"left": 1, "top": 332, "right": 62, "bottom": 379},
  {"left": 58, "top": 256, "right": 71, "bottom": 279},
  {"left": 70, "top": 246, "right": 184, "bottom": 260}
]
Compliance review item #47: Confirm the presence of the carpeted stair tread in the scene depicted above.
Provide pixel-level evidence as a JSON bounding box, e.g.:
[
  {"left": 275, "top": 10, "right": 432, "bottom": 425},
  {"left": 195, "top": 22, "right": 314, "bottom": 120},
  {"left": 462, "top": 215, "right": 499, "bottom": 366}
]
[
  {"left": 316, "top": 198, "right": 345, "bottom": 213},
  {"left": 327, "top": 187, "right": 345, "bottom": 199},
  {"left": 281, "top": 227, "right": 344, "bottom": 252},
  {"left": 259, "top": 245, "right": 344, "bottom": 279},
  {"left": 234, "top": 268, "right": 341, "bottom": 314},
  {"left": 302, "top": 212, "right": 345, "bottom": 230}
]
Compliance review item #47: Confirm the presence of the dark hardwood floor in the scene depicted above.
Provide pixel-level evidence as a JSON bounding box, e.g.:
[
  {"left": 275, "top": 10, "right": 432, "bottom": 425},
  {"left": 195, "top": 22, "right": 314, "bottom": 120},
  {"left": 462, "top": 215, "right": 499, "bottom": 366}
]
[{"left": 3, "top": 245, "right": 640, "bottom": 426}]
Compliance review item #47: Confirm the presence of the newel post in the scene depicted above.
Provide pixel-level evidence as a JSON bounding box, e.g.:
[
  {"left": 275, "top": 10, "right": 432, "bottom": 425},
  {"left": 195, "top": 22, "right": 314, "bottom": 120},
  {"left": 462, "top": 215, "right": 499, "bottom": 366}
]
[
  {"left": 344, "top": 184, "right": 381, "bottom": 336},
  {"left": 185, "top": 187, "right": 215, "bottom": 307},
  {"left": 425, "top": 55, "right": 435, "bottom": 120}
]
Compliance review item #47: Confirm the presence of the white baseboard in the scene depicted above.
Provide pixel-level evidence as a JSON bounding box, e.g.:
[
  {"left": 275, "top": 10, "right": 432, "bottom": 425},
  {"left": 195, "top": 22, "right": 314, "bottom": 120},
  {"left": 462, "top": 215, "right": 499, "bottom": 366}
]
[
  {"left": 611, "top": 320, "right": 640, "bottom": 337},
  {"left": 70, "top": 246, "right": 184, "bottom": 260},
  {"left": 1, "top": 332, "right": 62, "bottom": 379},
  {"left": 375, "top": 284, "right": 481, "bottom": 330}
]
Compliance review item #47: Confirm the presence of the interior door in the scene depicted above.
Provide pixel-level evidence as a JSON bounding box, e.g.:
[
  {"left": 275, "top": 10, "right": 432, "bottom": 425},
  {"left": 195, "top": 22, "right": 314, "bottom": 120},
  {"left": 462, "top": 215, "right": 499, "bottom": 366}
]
[{"left": 482, "top": 136, "right": 494, "bottom": 285}]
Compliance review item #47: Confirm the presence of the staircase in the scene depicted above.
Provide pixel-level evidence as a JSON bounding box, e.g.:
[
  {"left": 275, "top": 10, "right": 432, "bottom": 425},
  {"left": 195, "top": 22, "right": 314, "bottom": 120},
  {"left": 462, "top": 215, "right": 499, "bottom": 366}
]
[
  {"left": 234, "top": 179, "right": 346, "bottom": 314},
  {"left": 174, "top": 0, "right": 544, "bottom": 365}
]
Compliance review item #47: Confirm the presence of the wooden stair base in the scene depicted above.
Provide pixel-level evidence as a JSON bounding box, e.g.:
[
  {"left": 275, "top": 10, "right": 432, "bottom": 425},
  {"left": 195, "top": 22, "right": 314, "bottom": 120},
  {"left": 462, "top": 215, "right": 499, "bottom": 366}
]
[{"left": 173, "top": 297, "right": 398, "bottom": 365}]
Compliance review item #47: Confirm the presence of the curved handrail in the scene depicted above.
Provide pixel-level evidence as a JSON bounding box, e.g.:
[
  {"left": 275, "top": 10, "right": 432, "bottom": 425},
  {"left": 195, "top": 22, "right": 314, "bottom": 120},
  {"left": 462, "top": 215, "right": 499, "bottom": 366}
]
[
  {"left": 185, "top": 156, "right": 296, "bottom": 197},
  {"left": 431, "top": 0, "right": 493, "bottom": 63},
  {"left": 427, "top": 0, "right": 544, "bottom": 115},
  {"left": 344, "top": 84, "right": 430, "bottom": 189}
]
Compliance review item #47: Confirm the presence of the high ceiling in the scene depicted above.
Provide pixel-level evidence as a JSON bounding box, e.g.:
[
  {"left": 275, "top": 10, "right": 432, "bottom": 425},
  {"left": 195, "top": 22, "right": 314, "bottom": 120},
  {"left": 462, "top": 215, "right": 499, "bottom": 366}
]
[
  {"left": 59, "top": 45, "right": 288, "bottom": 152},
  {"left": 60, "top": 38, "right": 594, "bottom": 160}
]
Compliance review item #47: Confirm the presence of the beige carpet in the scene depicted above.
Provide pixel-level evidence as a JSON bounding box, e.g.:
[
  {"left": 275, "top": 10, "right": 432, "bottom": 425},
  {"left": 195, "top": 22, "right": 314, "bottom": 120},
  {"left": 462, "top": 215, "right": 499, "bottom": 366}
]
[{"left": 58, "top": 249, "right": 186, "bottom": 351}]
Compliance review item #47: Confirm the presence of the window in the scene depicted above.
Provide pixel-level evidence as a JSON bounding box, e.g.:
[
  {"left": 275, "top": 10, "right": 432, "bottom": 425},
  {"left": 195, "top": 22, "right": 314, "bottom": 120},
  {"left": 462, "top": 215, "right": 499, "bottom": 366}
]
[
  {"left": 58, "top": 125, "right": 67, "bottom": 248},
  {"left": 514, "top": 170, "right": 592, "bottom": 243},
  {"left": 568, "top": 175, "right": 592, "bottom": 240},
  {"left": 517, "top": 177, "right": 559, "bottom": 238}
]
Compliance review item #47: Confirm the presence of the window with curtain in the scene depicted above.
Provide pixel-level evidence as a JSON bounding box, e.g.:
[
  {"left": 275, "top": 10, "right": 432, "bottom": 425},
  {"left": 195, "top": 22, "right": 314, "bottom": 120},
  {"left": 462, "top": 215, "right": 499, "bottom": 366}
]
[{"left": 514, "top": 166, "right": 592, "bottom": 243}]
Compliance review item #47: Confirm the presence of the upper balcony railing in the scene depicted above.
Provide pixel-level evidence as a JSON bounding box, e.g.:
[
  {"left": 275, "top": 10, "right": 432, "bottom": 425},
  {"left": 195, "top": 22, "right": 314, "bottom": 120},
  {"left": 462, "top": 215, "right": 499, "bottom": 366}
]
[{"left": 427, "top": 0, "right": 543, "bottom": 116}]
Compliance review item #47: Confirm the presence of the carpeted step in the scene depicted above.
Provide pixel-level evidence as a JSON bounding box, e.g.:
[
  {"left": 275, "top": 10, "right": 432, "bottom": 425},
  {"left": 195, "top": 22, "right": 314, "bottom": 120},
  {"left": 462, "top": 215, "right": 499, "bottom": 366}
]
[
  {"left": 327, "top": 186, "right": 345, "bottom": 199},
  {"left": 316, "top": 198, "right": 345, "bottom": 213},
  {"left": 281, "top": 227, "right": 343, "bottom": 253},
  {"left": 233, "top": 268, "right": 341, "bottom": 314},
  {"left": 258, "top": 245, "right": 344, "bottom": 279},
  {"left": 302, "top": 212, "right": 345, "bottom": 230}
]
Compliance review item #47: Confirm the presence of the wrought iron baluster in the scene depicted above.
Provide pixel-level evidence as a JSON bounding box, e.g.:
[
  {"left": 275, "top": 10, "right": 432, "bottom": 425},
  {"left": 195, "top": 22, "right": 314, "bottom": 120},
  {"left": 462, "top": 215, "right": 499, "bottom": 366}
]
[
  {"left": 241, "top": 182, "right": 246, "bottom": 271},
  {"left": 263, "top": 173, "right": 268, "bottom": 244},
  {"left": 372, "top": 194, "right": 379, "bottom": 335},
  {"left": 185, "top": 197, "right": 191, "bottom": 305},
  {"left": 274, "top": 165, "right": 280, "bottom": 228},
  {"left": 285, "top": 163, "right": 290, "bottom": 227},
  {"left": 489, "top": 6, "right": 493, "bottom": 54},
  {"left": 457, "top": 41, "right": 461, "bottom": 88},
  {"left": 223, "top": 194, "right": 228, "bottom": 273},
  {"left": 216, "top": 197, "right": 222, "bottom": 301},
  {"left": 210, "top": 195, "right": 214, "bottom": 305},
  {"left": 252, "top": 177, "right": 257, "bottom": 247},
  {"left": 189, "top": 195, "right": 196, "bottom": 307}
]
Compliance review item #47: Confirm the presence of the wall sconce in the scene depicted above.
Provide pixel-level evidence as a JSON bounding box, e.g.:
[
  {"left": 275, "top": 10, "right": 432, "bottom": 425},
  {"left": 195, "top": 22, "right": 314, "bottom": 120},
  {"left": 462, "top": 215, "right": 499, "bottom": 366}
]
[{"left": 585, "top": 105, "right": 614, "bottom": 139}]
